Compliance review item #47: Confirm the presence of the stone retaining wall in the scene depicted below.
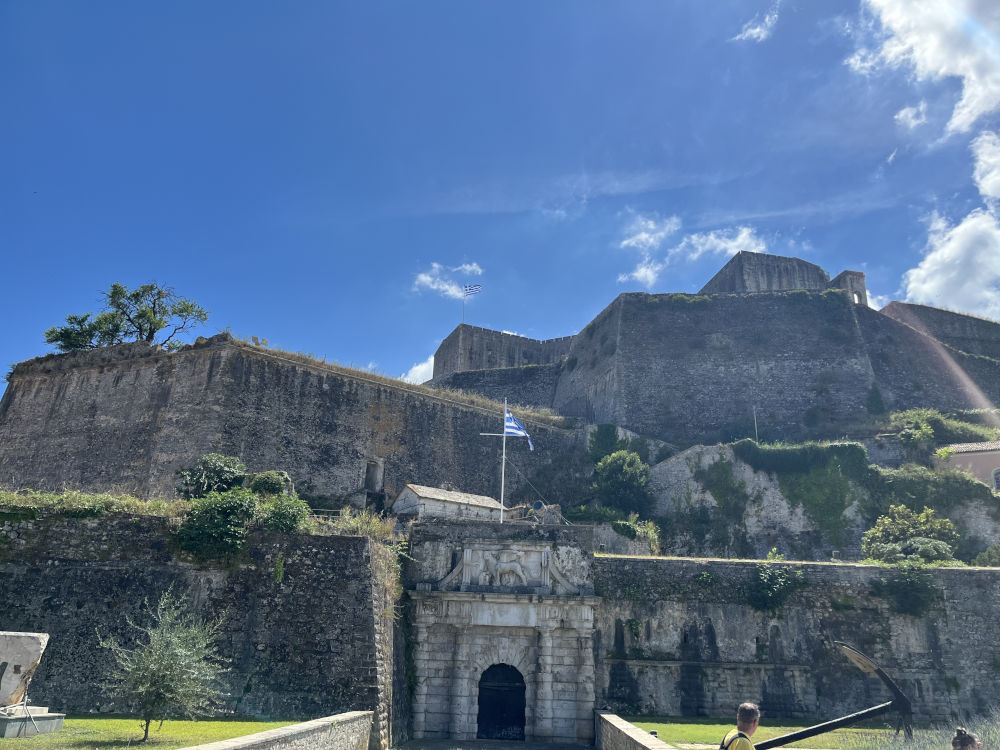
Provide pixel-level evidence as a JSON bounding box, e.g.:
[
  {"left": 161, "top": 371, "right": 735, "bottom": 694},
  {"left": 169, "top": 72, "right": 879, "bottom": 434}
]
[
  {"left": 595, "top": 711, "right": 676, "bottom": 750},
  {"left": 180, "top": 711, "right": 373, "bottom": 750}
]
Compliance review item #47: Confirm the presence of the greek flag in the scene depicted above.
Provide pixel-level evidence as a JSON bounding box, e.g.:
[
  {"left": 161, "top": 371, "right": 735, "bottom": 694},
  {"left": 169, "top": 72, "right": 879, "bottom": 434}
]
[
  {"left": 504, "top": 408, "right": 535, "bottom": 451},
  {"left": 464, "top": 284, "right": 482, "bottom": 297}
]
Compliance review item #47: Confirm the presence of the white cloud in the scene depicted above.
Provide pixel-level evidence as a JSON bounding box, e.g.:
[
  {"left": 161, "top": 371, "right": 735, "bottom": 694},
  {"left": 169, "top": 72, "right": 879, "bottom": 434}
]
[
  {"left": 867, "top": 290, "right": 892, "bottom": 308},
  {"left": 733, "top": 1, "right": 781, "bottom": 43},
  {"left": 972, "top": 130, "right": 1000, "bottom": 204},
  {"left": 853, "top": 0, "right": 1000, "bottom": 133},
  {"left": 886, "top": 148, "right": 899, "bottom": 164},
  {"left": 903, "top": 209, "right": 1000, "bottom": 320},
  {"left": 413, "top": 261, "right": 484, "bottom": 300},
  {"left": 675, "top": 226, "right": 767, "bottom": 261},
  {"left": 401, "top": 354, "right": 434, "bottom": 384},
  {"left": 618, "top": 257, "right": 667, "bottom": 288},
  {"left": 618, "top": 220, "right": 767, "bottom": 288},
  {"left": 894, "top": 100, "right": 927, "bottom": 129},
  {"left": 619, "top": 211, "right": 682, "bottom": 252}
]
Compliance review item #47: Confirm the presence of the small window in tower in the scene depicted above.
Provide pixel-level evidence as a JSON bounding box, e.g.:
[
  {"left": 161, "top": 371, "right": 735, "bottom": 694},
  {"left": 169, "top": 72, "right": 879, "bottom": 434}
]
[{"left": 853, "top": 292, "right": 862, "bottom": 304}]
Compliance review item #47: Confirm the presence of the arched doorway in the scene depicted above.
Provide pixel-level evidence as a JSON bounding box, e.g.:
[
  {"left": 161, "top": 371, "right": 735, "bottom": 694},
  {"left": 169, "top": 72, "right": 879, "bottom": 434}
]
[{"left": 477, "top": 664, "right": 525, "bottom": 740}]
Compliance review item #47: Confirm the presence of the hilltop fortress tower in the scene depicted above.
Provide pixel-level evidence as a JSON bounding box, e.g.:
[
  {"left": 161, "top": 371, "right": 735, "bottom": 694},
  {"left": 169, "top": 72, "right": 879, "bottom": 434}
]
[{"left": 432, "top": 252, "right": 1000, "bottom": 445}]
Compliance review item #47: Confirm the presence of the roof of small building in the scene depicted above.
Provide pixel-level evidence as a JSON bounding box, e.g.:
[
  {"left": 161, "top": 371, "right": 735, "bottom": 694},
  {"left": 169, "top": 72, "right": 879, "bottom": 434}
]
[
  {"left": 943, "top": 441, "right": 1000, "bottom": 454},
  {"left": 401, "top": 483, "right": 503, "bottom": 509}
]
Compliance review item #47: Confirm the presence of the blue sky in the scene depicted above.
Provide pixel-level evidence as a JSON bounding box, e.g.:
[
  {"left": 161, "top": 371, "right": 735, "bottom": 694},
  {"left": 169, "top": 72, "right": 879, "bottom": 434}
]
[{"left": 3, "top": 1, "right": 1000, "bottom": 384}]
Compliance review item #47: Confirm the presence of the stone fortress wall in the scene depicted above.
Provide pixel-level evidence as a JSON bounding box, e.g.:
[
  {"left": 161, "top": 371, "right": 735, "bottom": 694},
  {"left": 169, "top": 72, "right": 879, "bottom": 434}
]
[
  {"left": 698, "top": 252, "right": 868, "bottom": 303},
  {"left": 5, "top": 516, "right": 998, "bottom": 743},
  {"left": 431, "top": 325, "right": 573, "bottom": 381},
  {"left": 0, "top": 514, "right": 405, "bottom": 750},
  {"left": 431, "top": 254, "right": 1000, "bottom": 445},
  {"left": 0, "top": 335, "right": 582, "bottom": 503}
]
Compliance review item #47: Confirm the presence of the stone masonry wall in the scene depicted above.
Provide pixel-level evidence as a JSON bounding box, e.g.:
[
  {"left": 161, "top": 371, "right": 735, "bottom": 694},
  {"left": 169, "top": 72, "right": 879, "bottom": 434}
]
[
  {"left": 0, "top": 514, "right": 404, "bottom": 749},
  {"left": 881, "top": 302, "right": 1000, "bottom": 361},
  {"left": 431, "top": 364, "right": 562, "bottom": 411},
  {"left": 698, "top": 253, "right": 831, "bottom": 294},
  {"left": 0, "top": 336, "right": 582, "bottom": 503},
  {"left": 593, "top": 556, "right": 1000, "bottom": 723},
  {"left": 432, "top": 325, "right": 572, "bottom": 380},
  {"left": 182, "top": 711, "right": 373, "bottom": 750}
]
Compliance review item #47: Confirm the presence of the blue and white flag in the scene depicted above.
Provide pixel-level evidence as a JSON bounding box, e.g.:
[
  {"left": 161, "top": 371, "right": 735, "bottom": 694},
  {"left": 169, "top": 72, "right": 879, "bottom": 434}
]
[
  {"left": 464, "top": 284, "right": 482, "bottom": 297},
  {"left": 504, "top": 408, "right": 535, "bottom": 451}
]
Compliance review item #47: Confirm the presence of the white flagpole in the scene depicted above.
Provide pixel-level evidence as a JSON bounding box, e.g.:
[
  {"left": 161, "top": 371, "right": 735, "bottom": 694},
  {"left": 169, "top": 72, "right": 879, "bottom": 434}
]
[{"left": 500, "top": 398, "right": 507, "bottom": 524}]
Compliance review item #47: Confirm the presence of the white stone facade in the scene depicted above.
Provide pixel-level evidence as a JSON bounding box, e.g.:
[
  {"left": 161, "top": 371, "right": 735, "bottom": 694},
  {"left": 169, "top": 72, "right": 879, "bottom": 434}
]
[{"left": 409, "top": 535, "right": 598, "bottom": 743}]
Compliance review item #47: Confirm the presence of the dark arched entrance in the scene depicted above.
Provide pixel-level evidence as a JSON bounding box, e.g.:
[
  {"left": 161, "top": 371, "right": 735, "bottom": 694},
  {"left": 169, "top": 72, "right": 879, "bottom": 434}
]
[{"left": 477, "top": 664, "right": 525, "bottom": 740}]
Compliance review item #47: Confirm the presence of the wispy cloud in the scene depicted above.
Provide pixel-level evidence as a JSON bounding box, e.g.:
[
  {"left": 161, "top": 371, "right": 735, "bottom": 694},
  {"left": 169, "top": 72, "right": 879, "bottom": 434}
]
[
  {"left": 617, "top": 212, "right": 767, "bottom": 288},
  {"left": 413, "top": 262, "right": 484, "bottom": 300},
  {"left": 894, "top": 100, "right": 928, "bottom": 129},
  {"left": 619, "top": 210, "right": 682, "bottom": 252},
  {"left": 849, "top": 0, "right": 1000, "bottom": 133},
  {"left": 733, "top": 1, "right": 782, "bottom": 43},
  {"left": 401, "top": 354, "right": 435, "bottom": 384}
]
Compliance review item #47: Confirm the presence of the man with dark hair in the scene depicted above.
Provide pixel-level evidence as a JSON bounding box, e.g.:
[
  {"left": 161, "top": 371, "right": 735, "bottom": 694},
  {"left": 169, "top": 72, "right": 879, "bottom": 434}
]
[{"left": 719, "top": 702, "right": 760, "bottom": 750}]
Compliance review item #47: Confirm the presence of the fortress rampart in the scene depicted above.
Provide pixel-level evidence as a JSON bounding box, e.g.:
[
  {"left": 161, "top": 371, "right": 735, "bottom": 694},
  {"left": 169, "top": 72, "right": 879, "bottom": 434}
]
[
  {"left": 882, "top": 301, "right": 1000, "bottom": 360},
  {"left": 5, "top": 516, "right": 996, "bottom": 737},
  {"left": 431, "top": 324, "right": 573, "bottom": 381},
  {"left": 435, "top": 289, "right": 1000, "bottom": 444},
  {"left": 0, "top": 335, "right": 581, "bottom": 502}
]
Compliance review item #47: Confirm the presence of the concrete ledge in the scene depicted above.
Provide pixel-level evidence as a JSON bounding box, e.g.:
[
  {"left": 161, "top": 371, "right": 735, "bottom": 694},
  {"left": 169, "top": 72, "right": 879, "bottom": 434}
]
[
  {"left": 596, "top": 712, "right": 677, "bottom": 750},
  {"left": 180, "top": 711, "right": 373, "bottom": 750}
]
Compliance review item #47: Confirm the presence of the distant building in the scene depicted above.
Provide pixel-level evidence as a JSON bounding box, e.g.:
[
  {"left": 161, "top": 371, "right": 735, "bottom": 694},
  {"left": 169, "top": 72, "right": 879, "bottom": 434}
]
[
  {"left": 391, "top": 483, "right": 504, "bottom": 521},
  {"left": 933, "top": 442, "right": 1000, "bottom": 490}
]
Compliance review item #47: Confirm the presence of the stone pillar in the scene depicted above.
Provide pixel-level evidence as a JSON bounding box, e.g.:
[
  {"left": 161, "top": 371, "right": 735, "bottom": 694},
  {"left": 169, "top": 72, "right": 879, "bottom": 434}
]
[
  {"left": 577, "top": 630, "right": 596, "bottom": 739},
  {"left": 449, "top": 635, "right": 475, "bottom": 740},
  {"left": 412, "top": 621, "right": 429, "bottom": 738},
  {"left": 534, "top": 626, "right": 555, "bottom": 739}
]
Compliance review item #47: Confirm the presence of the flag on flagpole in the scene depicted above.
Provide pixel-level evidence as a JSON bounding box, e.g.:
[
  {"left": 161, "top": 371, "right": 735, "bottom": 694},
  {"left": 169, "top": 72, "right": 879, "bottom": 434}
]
[
  {"left": 463, "top": 284, "right": 482, "bottom": 297},
  {"left": 504, "top": 408, "right": 535, "bottom": 451}
]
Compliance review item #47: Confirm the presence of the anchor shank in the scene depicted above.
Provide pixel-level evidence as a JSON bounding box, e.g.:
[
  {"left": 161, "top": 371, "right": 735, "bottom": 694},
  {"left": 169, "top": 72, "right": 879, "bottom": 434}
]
[{"left": 754, "top": 701, "right": 896, "bottom": 750}]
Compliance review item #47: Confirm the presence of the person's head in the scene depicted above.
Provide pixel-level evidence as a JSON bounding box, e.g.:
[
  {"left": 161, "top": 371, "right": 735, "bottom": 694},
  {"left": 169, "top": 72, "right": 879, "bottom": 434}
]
[
  {"left": 737, "top": 703, "right": 761, "bottom": 736},
  {"left": 952, "top": 728, "right": 980, "bottom": 750}
]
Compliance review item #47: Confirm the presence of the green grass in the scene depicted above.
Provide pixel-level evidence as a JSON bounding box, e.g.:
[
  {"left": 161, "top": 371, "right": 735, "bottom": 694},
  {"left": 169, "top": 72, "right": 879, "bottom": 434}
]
[
  {"left": 0, "top": 715, "right": 298, "bottom": 749},
  {"left": 624, "top": 717, "right": 896, "bottom": 749}
]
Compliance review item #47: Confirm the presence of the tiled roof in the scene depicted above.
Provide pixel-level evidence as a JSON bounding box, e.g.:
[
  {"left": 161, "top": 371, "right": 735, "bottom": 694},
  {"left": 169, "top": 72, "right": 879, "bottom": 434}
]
[
  {"left": 404, "top": 484, "right": 502, "bottom": 509},
  {"left": 944, "top": 441, "right": 1000, "bottom": 454}
]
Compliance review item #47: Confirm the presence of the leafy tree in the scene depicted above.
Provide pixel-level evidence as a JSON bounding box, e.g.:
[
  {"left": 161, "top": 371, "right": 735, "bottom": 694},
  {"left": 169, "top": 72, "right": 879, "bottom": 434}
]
[
  {"left": 176, "top": 489, "right": 258, "bottom": 561},
  {"left": 861, "top": 504, "right": 959, "bottom": 564},
  {"left": 176, "top": 454, "right": 247, "bottom": 499},
  {"left": 592, "top": 450, "right": 652, "bottom": 515},
  {"left": 98, "top": 589, "right": 227, "bottom": 742},
  {"left": 45, "top": 282, "right": 208, "bottom": 353},
  {"left": 588, "top": 424, "right": 627, "bottom": 464}
]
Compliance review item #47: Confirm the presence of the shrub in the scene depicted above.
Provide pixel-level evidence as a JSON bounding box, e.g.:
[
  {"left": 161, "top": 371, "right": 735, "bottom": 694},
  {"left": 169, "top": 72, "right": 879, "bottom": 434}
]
[
  {"left": 328, "top": 508, "right": 397, "bottom": 541},
  {"left": 870, "top": 563, "right": 939, "bottom": 616},
  {"left": 258, "top": 494, "right": 310, "bottom": 533},
  {"left": 176, "top": 454, "right": 247, "bottom": 499},
  {"left": 746, "top": 551, "right": 804, "bottom": 610},
  {"left": 592, "top": 450, "right": 652, "bottom": 516},
  {"left": 589, "top": 424, "right": 627, "bottom": 464},
  {"left": 861, "top": 504, "right": 959, "bottom": 564},
  {"left": 864, "top": 464, "right": 996, "bottom": 519},
  {"left": 973, "top": 542, "right": 1000, "bottom": 567},
  {"left": 176, "top": 489, "right": 258, "bottom": 561},
  {"left": 249, "top": 470, "right": 291, "bottom": 496}
]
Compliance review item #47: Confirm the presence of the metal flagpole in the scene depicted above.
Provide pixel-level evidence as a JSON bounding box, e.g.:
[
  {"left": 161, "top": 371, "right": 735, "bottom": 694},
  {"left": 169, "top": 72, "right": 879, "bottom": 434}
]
[{"left": 500, "top": 399, "right": 507, "bottom": 523}]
